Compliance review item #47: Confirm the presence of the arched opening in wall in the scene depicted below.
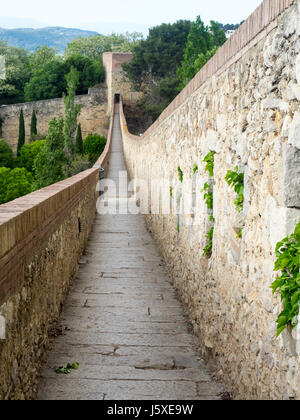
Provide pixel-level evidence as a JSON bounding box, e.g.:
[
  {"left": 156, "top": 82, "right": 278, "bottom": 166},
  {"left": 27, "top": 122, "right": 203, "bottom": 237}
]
[{"left": 114, "top": 94, "right": 120, "bottom": 104}]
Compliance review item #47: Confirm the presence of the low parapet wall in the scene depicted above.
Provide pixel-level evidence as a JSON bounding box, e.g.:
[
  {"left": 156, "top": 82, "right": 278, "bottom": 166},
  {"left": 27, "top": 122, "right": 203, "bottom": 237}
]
[
  {"left": 0, "top": 106, "right": 114, "bottom": 400},
  {"left": 120, "top": 0, "right": 300, "bottom": 399}
]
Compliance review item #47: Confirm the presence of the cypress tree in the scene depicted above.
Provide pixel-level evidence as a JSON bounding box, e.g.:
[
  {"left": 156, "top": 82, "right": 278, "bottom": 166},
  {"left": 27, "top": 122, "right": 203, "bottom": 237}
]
[
  {"left": 30, "top": 109, "right": 37, "bottom": 140},
  {"left": 75, "top": 123, "right": 83, "bottom": 154},
  {"left": 17, "top": 109, "right": 25, "bottom": 155}
]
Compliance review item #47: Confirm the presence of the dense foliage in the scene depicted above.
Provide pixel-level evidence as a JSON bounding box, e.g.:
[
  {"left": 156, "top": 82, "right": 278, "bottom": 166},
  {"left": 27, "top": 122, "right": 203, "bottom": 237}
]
[
  {"left": 123, "top": 17, "right": 226, "bottom": 123},
  {"left": 177, "top": 18, "right": 226, "bottom": 89},
  {"left": 0, "top": 68, "right": 107, "bottom": 204},
  {"left": 0, "top": 167, "right": 33, "bottom": 204},
  {"left": 123, "top": 21, "right": 191, "bottom": 121},
  {"left": 0, "top": 139, "right": 14, "bottom": 168},
  {"left": 65, "top": 33, "right": 143, "bottom": 60},
  {"left": 17, "top": 140, "right": 45, "bottom": 172},
  {"left": 83, "top": 133, "right": 107, "bottom": 164},
  {"left": 0, "top": 31, "right": 140, "bottom": 105},
  {"left": 271, "top": 222, "right": 300, "bottom": 336}
]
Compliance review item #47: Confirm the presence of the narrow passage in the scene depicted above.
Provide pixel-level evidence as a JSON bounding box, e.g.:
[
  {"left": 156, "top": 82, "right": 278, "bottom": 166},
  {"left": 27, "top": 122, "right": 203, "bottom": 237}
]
[{"left": 37, "top": 104, "right": 224, "bottom": 400}]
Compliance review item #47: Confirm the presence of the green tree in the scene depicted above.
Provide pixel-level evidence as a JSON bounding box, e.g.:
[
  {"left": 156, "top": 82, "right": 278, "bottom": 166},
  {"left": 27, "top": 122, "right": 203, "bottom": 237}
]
[
  {"left": 0, "top": 167, "right": 33, "bottom": 204},
  {"left": 0, "top": 139, "right": 14, "bottom": 168},
  {"left": 64, "top": 54, "right": 105, "bottom": 94},
  {"left": 29, "top": 46, "right": 57, "bottom": 70},
  {"left": 24, "top": 60, "right": 66, "bottom": 102},
  {"left": 17, "top": 109, "right": 25, "bottom": 155},
  {"left": 83, "top": 133, "right": 107, "bottom": 164},
  {"left": 17, "top": 140, "right": 45, "bottom": 172},
  {"left": 0, "top": 42, "right": 31, "bottom": 104},
  {"left": 178, "top": 17, "right": 227, "bottom": 88},
  {"left": 63, "top": 67, "right": 82, "bottom": 160},
  {"left": 123, "top": 20, "right": 191, "bottom": 90},
  {"left": 75, "top": 123, "right": 83, "bottom": 154},
  {"left": 210, "top": 21, "right": 227, "bottom": 47},
  {"left": 65, "top": 33, "right": 143, "bottom": 61},
  {"left": 33, "top": 118, "right": 66, "bottom": 189},
  {"left": 30, "top": 109, "right": 37, "bottom": 140}
]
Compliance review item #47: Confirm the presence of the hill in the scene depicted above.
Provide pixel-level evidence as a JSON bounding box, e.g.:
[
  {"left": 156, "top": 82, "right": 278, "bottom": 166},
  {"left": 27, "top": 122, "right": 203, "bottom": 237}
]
[{"left": 0, "top": 26, "right": 99, "bottom": 52}]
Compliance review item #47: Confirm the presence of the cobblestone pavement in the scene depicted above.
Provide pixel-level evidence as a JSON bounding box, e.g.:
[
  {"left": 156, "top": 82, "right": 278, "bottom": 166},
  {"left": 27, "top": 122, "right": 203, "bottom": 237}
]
[{"left": 37, "top": 105, "right": 225, "bottom": 400}]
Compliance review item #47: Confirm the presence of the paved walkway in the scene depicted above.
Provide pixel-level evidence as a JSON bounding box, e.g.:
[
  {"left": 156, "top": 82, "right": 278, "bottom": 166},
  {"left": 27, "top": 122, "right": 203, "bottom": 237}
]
[{"left": 37, "top": 105, "right": 224, "bottom": 400}]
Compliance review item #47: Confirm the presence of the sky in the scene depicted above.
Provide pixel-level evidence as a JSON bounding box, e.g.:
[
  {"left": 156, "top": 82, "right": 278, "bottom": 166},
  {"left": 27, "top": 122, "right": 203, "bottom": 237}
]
[{"left": 0, "top": 0, "right": 263, "bottom": 34}]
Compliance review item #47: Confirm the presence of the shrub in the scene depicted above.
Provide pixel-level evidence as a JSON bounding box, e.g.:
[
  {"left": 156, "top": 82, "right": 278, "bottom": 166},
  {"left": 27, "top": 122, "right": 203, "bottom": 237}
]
[
  {"left": 63, "top": 155, "right": 91, "bottom": 178},
  {"left": 0, "top": 167, "right": 33, "bottom": 204},
  {"left": 17, "top": 140, "right": 45, "bottom": 172},
  {"left": 0, "top": 139, "right": 14, "bottom": 168},
  {"left": 83, "top": 133, "right": 106, "bottom": 164}
]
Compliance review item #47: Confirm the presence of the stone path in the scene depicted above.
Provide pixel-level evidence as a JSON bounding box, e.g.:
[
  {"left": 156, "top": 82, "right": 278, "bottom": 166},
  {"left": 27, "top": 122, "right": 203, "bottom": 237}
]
[{"left": 37, "top": 105, "right": 224, "bottom": 400}]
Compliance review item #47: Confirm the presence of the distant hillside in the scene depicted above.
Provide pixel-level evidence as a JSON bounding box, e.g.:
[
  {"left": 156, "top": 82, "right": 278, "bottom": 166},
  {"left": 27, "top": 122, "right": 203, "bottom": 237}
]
[{"left": 0, "top": 26, "right": 99, "bottom": 52}]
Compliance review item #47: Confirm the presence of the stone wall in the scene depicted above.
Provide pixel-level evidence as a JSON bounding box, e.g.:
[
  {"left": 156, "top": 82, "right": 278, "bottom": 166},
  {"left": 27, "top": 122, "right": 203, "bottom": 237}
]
[
  {"left": 0, "top": 102, "right": 114, "bottom": 400},
  {"left": 120, "top": 0, "right": 300, "bottom": 400},
  {"left": 0, "top": 86, "right": 108, "bottom": 152}
]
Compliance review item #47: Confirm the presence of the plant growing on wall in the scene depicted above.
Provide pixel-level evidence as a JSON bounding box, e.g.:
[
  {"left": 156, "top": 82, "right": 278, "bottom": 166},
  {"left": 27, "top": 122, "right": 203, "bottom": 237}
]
[
  {"left": 204, "top": 151, "right": 216, "bottom": 177},
  {"left": 225, "top": 166, "right": 244, "bottom": 212},
  {"left": 271, "top": 222, "right": 300, "bottom": 337},
  {"left": 178, "top": 166, "right": 183, "bottom": 183},
  {"left": 202, "top": 151, "right": 216, "bottom": 257},
  {"left": 203, "top": 226, "right": 214, "bottom": 257},
  {"left": 202, "top": 182, "right": 213, "bottom": 210}
]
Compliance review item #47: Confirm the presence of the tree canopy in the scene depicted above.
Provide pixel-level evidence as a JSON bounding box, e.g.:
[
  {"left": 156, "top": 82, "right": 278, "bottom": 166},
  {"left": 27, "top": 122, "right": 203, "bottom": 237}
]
[{"left": 177, "top": 18, "right": 227, "bottom": 88}]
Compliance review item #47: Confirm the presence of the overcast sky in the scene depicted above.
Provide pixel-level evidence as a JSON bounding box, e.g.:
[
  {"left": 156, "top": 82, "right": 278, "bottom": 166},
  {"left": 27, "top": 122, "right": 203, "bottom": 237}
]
[{"left": 0, "top": 0, "right": 263, "bottom": 34}]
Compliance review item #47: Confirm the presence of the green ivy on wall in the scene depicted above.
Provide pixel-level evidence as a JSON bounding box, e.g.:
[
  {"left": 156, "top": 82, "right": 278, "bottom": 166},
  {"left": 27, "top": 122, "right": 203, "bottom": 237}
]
[
  {"left": 271, "top": 222, "right": 300, "bottom": 337},
  {"left": 225, "top": 166, "right": 244, "bottom": 213},
  {"left": 202, "top": 151, "right": 216, "bottom": 258}
]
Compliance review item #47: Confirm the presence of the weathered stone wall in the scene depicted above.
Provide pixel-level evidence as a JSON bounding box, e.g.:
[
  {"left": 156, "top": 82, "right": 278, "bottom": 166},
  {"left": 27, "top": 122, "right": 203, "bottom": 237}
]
[
  {"left": 103, "top": 52, "right": 143, "bottom": 116},
  {"left": 0, "top": 86, "right": 108, "bottom": 152},
  {"left": 120, "top": 0, "right": 300, "bottom": 400},
  {"left": 0, "top": 169, "right": 99, "bottom": 399}
]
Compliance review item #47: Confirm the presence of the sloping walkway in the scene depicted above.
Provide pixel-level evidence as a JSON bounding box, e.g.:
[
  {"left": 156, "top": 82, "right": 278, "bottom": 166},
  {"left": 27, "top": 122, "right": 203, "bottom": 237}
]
[{"left": 37, "top": 105, "right": 224, "bottom": 400}]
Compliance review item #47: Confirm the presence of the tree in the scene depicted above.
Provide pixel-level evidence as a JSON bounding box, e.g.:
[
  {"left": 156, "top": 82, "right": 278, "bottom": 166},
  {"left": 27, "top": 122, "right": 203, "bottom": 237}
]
[
  {"left": 30, "top": 109, "right": 37, "bottom": 140},
  {"left": 75, "top": 123, "right": 83, "bottom": 154},
  {"left": 63, "top": 67, "right": 82, "bottom": 160},
  {"left": 0, "top": 167, "right": 33, "bottom": 204},
  {"left": 83, "top": 133, "right": 107, "bottom": 164},
  {"left": 65, "top": 33, "right": 143, "bottom": 61},
  {"left": 177, "top": 17, "right": 227, "bottom": 88},
  {"left": 64, "top": 54, "right": 105, "bottom": 94},
  {"left": 0, "top": 139, "right": 14, "bottom": 168},
  {"left": 123, "top": 21, "right": 191, "bottom": 91},
  {"left": 0, "top": 42, "right": 31, "bottom": 104},
  {"left": 24, "top": 60, "right": 66, "bottom": 102},
  {"left": 17, "top": 140, "right": 45, "bottom": 172},
  {"left": 17, "top": 109, "right": 25, "bottom": 155},
  {"left": 33, "top": 118, "right": 66, "bottom": 189},
  {"left": 210, "top": 21, "right": 227, "bottom": 47}
]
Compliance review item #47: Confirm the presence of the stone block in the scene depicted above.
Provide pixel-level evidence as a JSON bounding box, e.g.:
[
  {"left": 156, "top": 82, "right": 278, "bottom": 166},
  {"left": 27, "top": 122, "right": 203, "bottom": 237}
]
[
  {"left": 268, "top": 203, "right": 300, "bottom": 250},
  {"left": 288, "top": 111, "right": 300, "bottom": 149},
  {"left": 282, "top": 144, "right": 300, "bottom": 208}
]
